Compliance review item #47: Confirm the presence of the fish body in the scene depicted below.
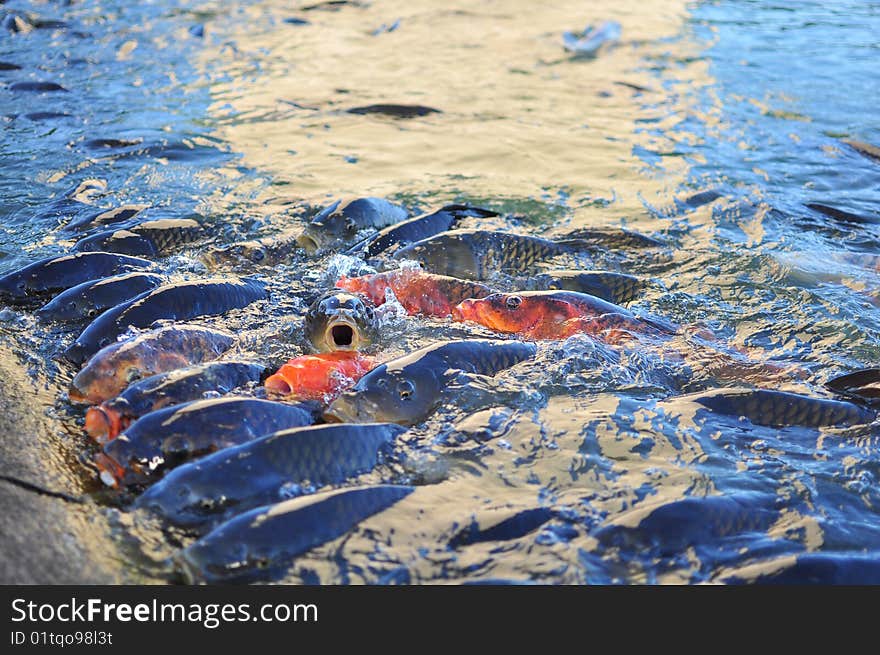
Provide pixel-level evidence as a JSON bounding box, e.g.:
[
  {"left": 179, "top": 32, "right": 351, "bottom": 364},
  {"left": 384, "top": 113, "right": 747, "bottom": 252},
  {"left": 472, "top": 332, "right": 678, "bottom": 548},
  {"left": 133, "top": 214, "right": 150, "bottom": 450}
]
[
  {"left": 68, "top": 324, "right": 235, "bottom": 405},
  {"left": 62, "top": 204, "right": 148, "bottom": 232},
  {"left": 533, "top": 269, "right": 645, "bottom": 305},
  {"left": 336, "top": 267, "right": 493, "bottom": 317},
  {"left": 73, "top": 218, "right": 206, "bottom": 256},
  {"left": 64, "top": 277, "right": 267, "bottom": 365},
  {"left": 202, "top": 234, "right": 300, "bottom": 269},
  {"left": 685, "top": 388, "right": 875, "bottom": 428},
  {"left": 177, "top": 485, "right": 414, "bottom": 583},
  {"left": 297, "top": 197, "right": 408, "bottom": 253},
  {"left": 264, "top": 352, "right": 375, "bottom": 402},
  {"left": 325, "top": 339, "right": 536, "bottom": 425},
  {"left": 393, "top": 229, "right": 580, "bottom": 280},
  {"left": 36, "top": 272, "right": 165, "bottom": 323},
  {"left": 84, "top": 360, "right": 265, "bottom": 443},
  {"left": 452, "top": 290, "right": 659, "bottom": 341},
  {"left": 136, "top": 423, "right": 404, "bottom": 527},
  {"left": 97, "top": 397, "right": 318, "bottom": 486},
  {"left": 351, "top": 205, "right": 499, "bottom": 258},
  {"left": 303, "top": 290, "right": 378, "bottom": 352},
  {"left": 0, "top": 252, "right": 153, "bottom": 302}
]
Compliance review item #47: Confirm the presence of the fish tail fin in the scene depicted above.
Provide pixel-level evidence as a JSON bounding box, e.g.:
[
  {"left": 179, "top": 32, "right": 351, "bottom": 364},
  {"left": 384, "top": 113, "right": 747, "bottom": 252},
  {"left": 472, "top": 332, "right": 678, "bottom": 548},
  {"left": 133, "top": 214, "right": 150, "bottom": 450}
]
[{"left": 825, "top": 367, "right": 880, "bottom": 407}]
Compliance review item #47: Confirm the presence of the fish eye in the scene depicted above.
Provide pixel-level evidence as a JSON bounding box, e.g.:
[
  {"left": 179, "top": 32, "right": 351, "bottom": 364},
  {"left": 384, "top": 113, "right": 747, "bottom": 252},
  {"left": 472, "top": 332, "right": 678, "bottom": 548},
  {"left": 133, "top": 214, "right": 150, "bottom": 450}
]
[
  {"left": 505, "top": 295, "right": 523, "bottom": 309},
  {"left": 345, "top": 218, "right": 357, "bottom": 233},
  {"left": 125, "top": 368, "right": 142, "bottom": 383},
  {"left": 397, "top": 380, "right": 415, "bottom": 400},
  {"left": 66, "top": 301, "right": 78, "bottom": 314},
  {"left": 250, "top": 247, "right": 265, "bottom": 262}
]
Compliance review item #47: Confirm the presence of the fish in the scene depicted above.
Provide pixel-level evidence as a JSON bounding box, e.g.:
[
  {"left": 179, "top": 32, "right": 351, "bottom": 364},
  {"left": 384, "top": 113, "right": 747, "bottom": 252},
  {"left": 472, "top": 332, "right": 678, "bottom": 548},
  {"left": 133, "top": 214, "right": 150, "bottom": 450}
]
[
  {"left": 532, "top": 269, "right": 646, "bottom": 305},
  {"left": 336, "top": 267, "right": 493, "bottom": 317},
  {"left": 36, "top": 272, "right": 165, "bottom": 323},
  {"left": 452, "top": 290, "right": 664, "bottom": 341},
  {"left": 303, "top": 290, "right": 379, "bottom": 352},
  {"left": 72, "top": 218, "right": 206, "bottom": 256},
  {"left": 392, "top": 229, "right": 591, "bottom": 280},
  {"left": 557, "top": 227, "right": 665, "bottom": 249},
  {"left": 684, "top": 388, "right": 875, "bottom": 428},
  {"left": 136, "top": 423, "right": 404, "bottom": 527},
  {"left": 594, "top": 493, "right": 779, "bottom": 556},
  {"left": 68, "top": 325, "right": 235, "bottom": 405},
  {"left": 8, "top": 81, "right": 68, "bottom": 92},
  {"left": 0, "top": 252, "right": 153, "bottom": 303},
  {"left": 63, "top": 277, "right": 267, "bottom": 365},
  {"left": 349, "top": 205, "right": 499, "bottom": 258},
  {"left": 346, "top": 104, "right": 441, "bottom": 118},
  {"left": 96, "top": 397, "right": 319, "bottom": 487},
  {"left": 176, "top": 485, "right": 414, "bottom": 583},
  {"left": 841, "top": 139, "right": 880, "bottom": 163},
  {"left": 62, "top": 204, "right": 148, "bottom": 232},
  {"left": 805, "top": 203, "right": 875, "bottom": 225},
  {"left": 325, "top": 339, "right": 537, "bottom": 425},
  {"left": 84, "top": 360, "right": 265, "bottom": 443},
  {"left": 264, "top": 351, "right": 375, "bottom": 402},
  {"left": 297, "top": 197, "right": 408, "bottom": 253},
  {"left": 825, "top": 368, "right": 880, "bottom": 407},
  {"left": 202, "top": 234, "right": 300, "bottom": 269}
]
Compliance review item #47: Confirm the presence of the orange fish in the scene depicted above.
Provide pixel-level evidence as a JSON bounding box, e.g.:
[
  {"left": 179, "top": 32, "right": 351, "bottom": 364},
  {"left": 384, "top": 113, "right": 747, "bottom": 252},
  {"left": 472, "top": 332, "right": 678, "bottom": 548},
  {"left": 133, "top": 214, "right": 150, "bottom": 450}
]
[
  {"left": 264, "top": 351, "right": 375, "bottom": 402},
  {"left": 336, "top": 268, "right": 493, "bottom": 317},
  {"left": 84, "top": 405, "right": 130, "bottom": 445},
  {"left": 452, "top": 290, "right": 671, "bottom": 342}
]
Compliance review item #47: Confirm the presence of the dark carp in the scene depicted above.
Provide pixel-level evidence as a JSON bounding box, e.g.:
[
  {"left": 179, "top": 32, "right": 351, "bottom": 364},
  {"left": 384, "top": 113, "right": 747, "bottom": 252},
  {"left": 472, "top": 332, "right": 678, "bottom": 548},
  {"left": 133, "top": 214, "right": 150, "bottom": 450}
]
[
  {"left": 350, "top": 205, "right": 499, "bottom": 258},
  {"left": 62, "top": 204, "right": 149, "bottom": 232},
  {"left": 68, "top": 325, "right": 235, "bottom": 405},
  {"left": 0, "top": 252, "right": 153, "bottom": 302},
  {"left": 36, "top": 272, "right": 165, "bottom": 323},
  {"left": 176, "top": 485, "right": 414, "bottom": 583},
  {"left": 393, "top": 229, "right": 591, "bottom": 280},
  {"left": 297, "top": 197, "right": 408, "bottom": 253},
  {"left": 685, "top": 388, "right": 875, "bottom": 428},
  {"left": 63, "top": 277, "right": 267, "bottom": 365},
  {"left": 136, "top": 423, "right": 404, "bottom": 527},
  {"left": 84, "top": 360, "right": 265, "bottom": 442},
  {"left": 325, "top": 339, "right": 537, "bottom": 425},
  {"left": 202, "top": 234, "right": 300, "bottom": 269},
  {"left": 303, "top": 290, "right": 378, "bottom": 352},
  {"left": 533, "top": 269, "right": 646, "bottom": 305},
  {"left": 72, "top": 218, "right": 206, "bottom": 256},
  {"left": 96, "top": 397, "right": 318, "bottom": 486}
]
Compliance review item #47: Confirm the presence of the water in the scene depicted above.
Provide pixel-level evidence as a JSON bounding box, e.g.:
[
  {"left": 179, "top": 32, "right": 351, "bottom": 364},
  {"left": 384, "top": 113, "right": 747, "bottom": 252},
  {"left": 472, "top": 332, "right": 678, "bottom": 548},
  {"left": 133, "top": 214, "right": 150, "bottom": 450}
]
[{"left": 1, "top": 0, "right": 879, "bottom": 583}]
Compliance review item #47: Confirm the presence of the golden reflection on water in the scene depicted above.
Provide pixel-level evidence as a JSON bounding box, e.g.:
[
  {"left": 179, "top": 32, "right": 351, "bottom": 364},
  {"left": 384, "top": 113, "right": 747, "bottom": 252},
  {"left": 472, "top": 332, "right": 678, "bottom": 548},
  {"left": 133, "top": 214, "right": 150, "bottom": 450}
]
[{"left": 201, "top": 0, "right": 702, "bottom": 224}]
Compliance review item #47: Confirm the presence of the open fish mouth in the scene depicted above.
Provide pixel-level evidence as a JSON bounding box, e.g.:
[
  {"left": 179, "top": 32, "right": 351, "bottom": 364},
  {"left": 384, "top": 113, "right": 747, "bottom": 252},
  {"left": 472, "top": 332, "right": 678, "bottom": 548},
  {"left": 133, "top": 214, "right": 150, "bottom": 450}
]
[
  {"left": 296, "top": 231, "right": 321, "bottom": 254},
  {"left": 324, "top": 317, "right": 360, "bottom": 351}
]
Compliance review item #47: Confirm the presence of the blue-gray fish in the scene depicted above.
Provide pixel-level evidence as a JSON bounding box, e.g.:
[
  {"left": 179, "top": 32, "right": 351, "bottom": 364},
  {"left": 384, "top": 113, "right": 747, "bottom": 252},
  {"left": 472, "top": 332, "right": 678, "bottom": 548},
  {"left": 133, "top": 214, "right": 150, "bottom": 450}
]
[
  {"left": 0, "top": 252, "right": 153, "bottom": 302},
  {"left": 325, "top": 339, "right": 537, "bottom": 425},
  {"left": 349, "top": 204, "right": 499, "bottom": 258},
  {"left": 63, "top": 277, "right": 267, "bottom": 365},
  {"left": 176, "top": 485, "right": 414, "bottom": 583},
  {"left": 84, "top": 360, "right": 266, "bottom": 441},
  {"left": 393, "top": 229, "right": 592, "bottom": 281},
  {"left": 297, "top": 197, "right": 408, "bottom": 253},
  {"left": 686, "top": 388, "right": 875, "bottom": 428},
  {"left": 533, "top": 269, "right": 646, "bottom": 305},
  {"left": 136, "top": 423, "right": 404, "bottom": 527},
  {"left": 36, "top": 272, "right": 165, "bottom": 323},
  {"left": 97, "top": 397, "right": 318, "bottom": 486},
  {"left": 73, "top": 218, "right": 206, "bottom": 257}
]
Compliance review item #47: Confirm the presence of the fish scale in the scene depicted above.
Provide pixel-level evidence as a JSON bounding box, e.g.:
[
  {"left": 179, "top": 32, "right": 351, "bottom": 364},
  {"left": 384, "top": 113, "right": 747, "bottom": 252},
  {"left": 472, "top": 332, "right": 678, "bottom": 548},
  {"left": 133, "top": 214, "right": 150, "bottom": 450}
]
[{"left": 135, "top": 423, "right": 404, "bottom": 527}]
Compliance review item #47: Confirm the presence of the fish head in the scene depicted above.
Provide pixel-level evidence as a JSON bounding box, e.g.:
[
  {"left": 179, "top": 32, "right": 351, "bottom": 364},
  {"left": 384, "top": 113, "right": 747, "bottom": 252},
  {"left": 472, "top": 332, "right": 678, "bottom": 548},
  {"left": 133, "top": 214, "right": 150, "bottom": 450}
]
[
  {"left": 176, "top": 527, "right": 276, "bottom": 584},
  {"left": 324, "top": 363, "right": 442, "bottom": 426},
  {"left": 452, "top": 293, "right": 544, "bottom": 334},
  {"left": 304, "top": 290, "right": 378, "bottom": 352},
  {"left": 69, "top": 350, "right": 147, "bottom": 405},
  {"left": 202, "top": 240, "right": 271, "bottom": 269}
]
